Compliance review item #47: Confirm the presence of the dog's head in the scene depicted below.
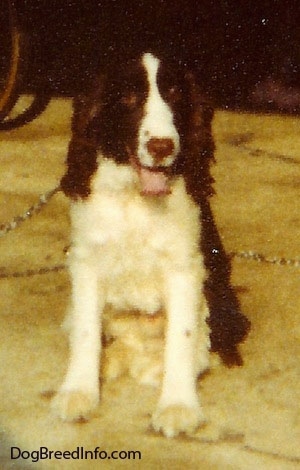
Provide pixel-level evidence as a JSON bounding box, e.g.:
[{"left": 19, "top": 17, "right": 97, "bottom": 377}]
[{"left": 61, "top": 52, "right": 215, "bottom": 201}]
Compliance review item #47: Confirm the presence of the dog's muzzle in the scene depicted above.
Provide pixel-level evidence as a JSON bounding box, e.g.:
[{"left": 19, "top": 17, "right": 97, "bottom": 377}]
[{"left": 129, "top": 154, "right": 172, "bottom": 197}]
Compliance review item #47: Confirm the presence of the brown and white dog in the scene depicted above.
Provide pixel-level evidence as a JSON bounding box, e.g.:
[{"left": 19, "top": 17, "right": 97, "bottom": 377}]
[{"left": 52, "top": 52, "right": 249, "bottom": 438}]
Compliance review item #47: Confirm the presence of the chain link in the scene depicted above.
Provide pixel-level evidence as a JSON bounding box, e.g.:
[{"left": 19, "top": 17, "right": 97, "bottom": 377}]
[
  {"left": 0, "top": 185, "right": 65, "bottom": 279},
  {"left": 0, "top": 186, "right": 60, "bottom": 238},
  {"left": 230, "top": 250, "right": 300, "bottom": 268},
  {"left": 227, "top": 135, "right": 300, "bottom": 269}
]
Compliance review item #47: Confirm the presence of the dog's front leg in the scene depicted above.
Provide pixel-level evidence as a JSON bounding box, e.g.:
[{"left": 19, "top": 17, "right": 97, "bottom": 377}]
[
  {"left": 52, "top": 254, "right": 103, "bottom": 422},
  {"left": 152, "top": 269, "right": 206, "bottom": 437}
]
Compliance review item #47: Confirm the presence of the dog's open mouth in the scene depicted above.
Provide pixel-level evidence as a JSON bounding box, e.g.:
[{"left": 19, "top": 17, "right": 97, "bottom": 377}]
[
  {"left": 130, "top": 157, "right": 171, "bottom": 196},
  {"left": 139, "top": 166, "right": 171, "bottom": 196}
]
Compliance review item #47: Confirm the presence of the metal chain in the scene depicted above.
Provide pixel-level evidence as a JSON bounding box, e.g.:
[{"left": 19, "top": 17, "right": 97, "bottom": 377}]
[
  {"left": 0, "top": 185, "right": 65, "bottom": 279},
  {"left": 230, "top": 250, "right": 300, "bottom": 268},
  {"left": 227, "top": 135, "right": 300, "bottom": 269},
  {"left": 0, "top": 185, "right": 60, "bottom": 237}
]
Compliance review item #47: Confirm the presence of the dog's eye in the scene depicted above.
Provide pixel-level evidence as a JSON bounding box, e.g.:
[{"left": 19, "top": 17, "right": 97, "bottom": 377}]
[
  {"left": 165, "top": 85, "right": 182, "bottom": 103},
  {"left": 120, "top": 92, "right": 139, "bottom": 108},
  {"left": 168, "top": 86, "right": 178, "bottom": 96}
]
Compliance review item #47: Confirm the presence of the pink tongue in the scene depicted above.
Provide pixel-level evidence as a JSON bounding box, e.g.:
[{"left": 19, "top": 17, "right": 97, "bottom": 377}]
[{"left": 139, "top": 167, "right": 170, "bottom": 196}]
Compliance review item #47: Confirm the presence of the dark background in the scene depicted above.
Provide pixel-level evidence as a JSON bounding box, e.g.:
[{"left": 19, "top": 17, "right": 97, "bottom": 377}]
[{"left": 2, "top": 0, "right": 299, "bottom": 109}]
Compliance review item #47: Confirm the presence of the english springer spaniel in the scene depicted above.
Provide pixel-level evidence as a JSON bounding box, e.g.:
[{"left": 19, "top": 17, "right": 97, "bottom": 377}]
[{"left": 53, "top": 52, "right": 249, "bottom": 438}]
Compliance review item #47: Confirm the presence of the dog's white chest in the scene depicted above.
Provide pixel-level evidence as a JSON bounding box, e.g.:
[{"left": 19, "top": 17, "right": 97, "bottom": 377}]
[{"left": 70, "top": 159, "right": 202, "bottom": 313}]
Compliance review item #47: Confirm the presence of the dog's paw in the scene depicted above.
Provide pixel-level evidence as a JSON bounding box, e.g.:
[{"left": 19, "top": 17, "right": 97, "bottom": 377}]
[
  {"left": 151, "top": 404, "right": 206, "bottom": 438},
  {"left": 51, "top": 390, "right": 99, "bottom": 422}
]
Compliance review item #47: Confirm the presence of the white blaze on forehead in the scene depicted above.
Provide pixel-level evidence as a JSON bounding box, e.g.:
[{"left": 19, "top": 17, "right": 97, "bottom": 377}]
[
  {"left": 142, "top": 52, "right": 161, "bottom": 99},
  {"left": 137, "top": 53, "right": 180, "bottom": 168}
]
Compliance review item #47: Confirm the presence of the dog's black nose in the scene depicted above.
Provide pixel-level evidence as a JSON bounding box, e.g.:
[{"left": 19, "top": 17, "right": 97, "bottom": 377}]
[{"left": 147, "top": 138, "right": 174, "bottom": 162}]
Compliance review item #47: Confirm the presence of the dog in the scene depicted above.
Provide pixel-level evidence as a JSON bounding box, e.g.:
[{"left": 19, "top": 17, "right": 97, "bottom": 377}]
[{"left": 52, "top": 51, "right": 250, "bottom": 438}]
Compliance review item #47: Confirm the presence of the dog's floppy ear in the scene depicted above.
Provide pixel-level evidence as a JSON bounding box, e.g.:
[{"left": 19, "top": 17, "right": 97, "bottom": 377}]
[
  {"left": 61, "top": 80, "right": 104, "bottom": 200},
  {"left": 180, "top": 71, "right": 215, "bottom": 203},
  {"left": 182, "top": 72, "right": 250, "bottom": 366}
]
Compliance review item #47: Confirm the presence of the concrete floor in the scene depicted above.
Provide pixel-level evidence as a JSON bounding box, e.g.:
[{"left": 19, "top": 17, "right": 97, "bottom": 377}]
[{"left": 0, "top": 98, "right": 299, "bottom": 469}]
